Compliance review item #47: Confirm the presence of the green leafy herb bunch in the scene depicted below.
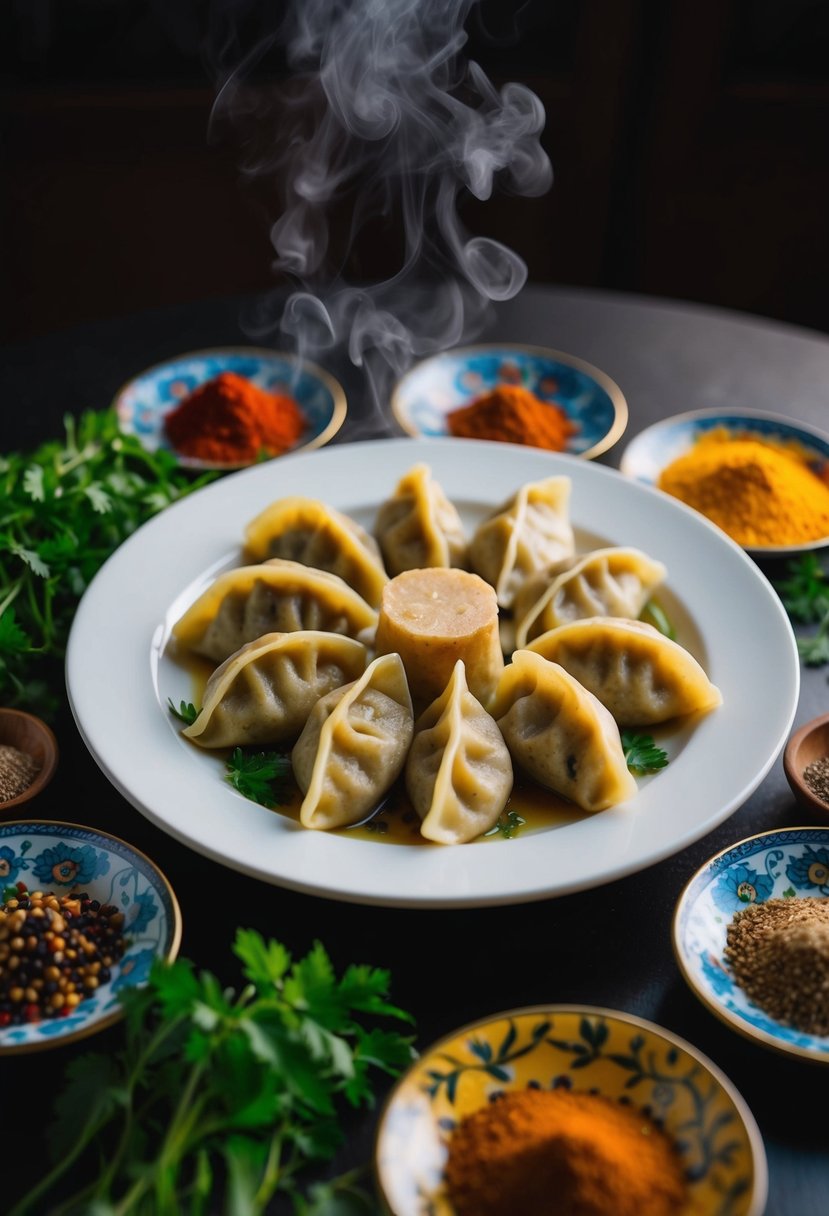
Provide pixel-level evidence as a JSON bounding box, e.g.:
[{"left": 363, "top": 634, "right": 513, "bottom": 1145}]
[
  {"left": 0, "top": 409, "right": 217, "bottom": 716},
  {"left": 10, "top": 930, "right": 416, "bottom": 1216}
]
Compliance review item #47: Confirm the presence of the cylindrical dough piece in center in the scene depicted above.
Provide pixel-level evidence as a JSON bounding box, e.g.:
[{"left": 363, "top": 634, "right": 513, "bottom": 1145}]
[{"left": 374, "top": 568, "right": 504, "bottom": 707}]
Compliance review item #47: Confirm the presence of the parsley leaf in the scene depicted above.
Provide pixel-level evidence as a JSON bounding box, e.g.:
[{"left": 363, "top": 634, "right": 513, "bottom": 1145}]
[
  {"left": 622, "top": 731, "right": 669, "bottom": 774},
  {"left": 774, "top": 554, "right": 829, "bottom": 623},
  {"left": 167, "top": 698, "right": 199, "bottom": 725},
  {"left": 9, "top": 930, "right": 415, "bottom": 1216},
  {"left": 0, "top": 408, "right": 217, "bottom": 717},
  {"left": 226, "top": 748, "right": 292, "bottom": 807},
  {"left": 774, "top": 554, "right": 829, "bottom": 668},
  {"left": 484, "top": 810, "right": 527, "bottom": 839}
]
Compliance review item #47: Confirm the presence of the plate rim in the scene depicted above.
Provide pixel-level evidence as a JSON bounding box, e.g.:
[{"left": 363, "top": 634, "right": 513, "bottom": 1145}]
[
  {"left": 0, "top": 818, "right": 183, "bottom": 1056},
  {"left": 111, "top": 344, "right": 348, "bottom": 471},
  {"left": 372, "top": 1001, "right": 769, "bottom": 1216},
  {"left": 672, "top": 824, "right": 829, "bottom": 1066},
  {"left": 65, "top": 435, "right": 800, "bottom": 908},
  {"left": 389, "top": 342, "right": 629, "bottom": 460}
]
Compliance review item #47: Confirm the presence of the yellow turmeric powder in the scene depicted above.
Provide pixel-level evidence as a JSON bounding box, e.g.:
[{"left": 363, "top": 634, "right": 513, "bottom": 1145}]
[
  {"left": 657, "top": 433, "right": 829, "bottom": 546},
  {"left": 444, "top": 1087, "right": 688, "bottom": 1216}
]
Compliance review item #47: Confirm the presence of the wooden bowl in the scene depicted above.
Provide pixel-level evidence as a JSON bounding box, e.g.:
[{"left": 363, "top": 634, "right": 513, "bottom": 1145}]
[
  {"left": 783, "top": 712, "right": 829, "bottom": 816},
  {"left": 0, "top": 709, "right": 59, "bottom": 813}
]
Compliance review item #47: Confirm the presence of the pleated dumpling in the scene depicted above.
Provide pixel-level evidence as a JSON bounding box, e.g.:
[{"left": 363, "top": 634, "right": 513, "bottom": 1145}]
[
  {"left": 374, "top": 463, "right": 467, "bottom": 575},
  {"left": 171, "top": 560, "right": 378, "bottom": 664},
  {"left": 243, "top": 497, "right": 388, "bottom": 606},
  {"left": 292, "top": 652, "right": 414, "bottom": 830},
  {"left": 489, "top": 650, "right": 637, "bottom": 812},
  {"left": 405, "top": 660, "right": 513, "bottom": 845},
  {"left": 514, "top": 546, "right": 667, "bottom": 648},
  {"left": 468, "top": 476, "right": 575, "bottom": 609},
  {"left": 527, "top": 617, "right": 722, "bottom": 726},
  {"left": 182, "top": 631, "right": 368, "bottom": 749}
]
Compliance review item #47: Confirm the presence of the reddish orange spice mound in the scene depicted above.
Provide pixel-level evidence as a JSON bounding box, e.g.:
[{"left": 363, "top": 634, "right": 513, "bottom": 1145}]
[
  {"left": 164, "top": 371, "right": 306, "bottom": 463},
  {"left": 446, "top": 384, "right": 576, "bottom": 451},
  {"left": 444, "top": 1088, "right": 688, "bottom": 1216}
]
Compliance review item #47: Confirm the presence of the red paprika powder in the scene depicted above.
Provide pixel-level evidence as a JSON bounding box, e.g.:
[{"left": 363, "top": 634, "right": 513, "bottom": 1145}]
[
  {"left": 447, "top": 384, "right": 575, "bottom": 451},
  {"left": 164, "top": 372, "right": 306, "bottom": 464}
]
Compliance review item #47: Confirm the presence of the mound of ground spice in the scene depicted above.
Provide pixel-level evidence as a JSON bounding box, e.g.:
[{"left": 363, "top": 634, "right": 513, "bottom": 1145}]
[
  {"left": 444, "top": 1087, "right": 687, "bottom": 1216},
  {"left": 0, "top": 744, "right": 40, "bottom": 803},
  {"left": 657, "top": 434, "right": 829, "bottom": 546},
  {"left": 164, "top": 371, "right": 306, "bottom": 464},
  {"left": 725, "top": 897, "right": 829, "bottom": 1035},
  {"left": 447, "top": 384, "right": 576, "bottom": 451}
]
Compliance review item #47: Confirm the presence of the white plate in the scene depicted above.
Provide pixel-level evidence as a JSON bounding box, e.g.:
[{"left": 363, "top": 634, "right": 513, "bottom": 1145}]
[{"left": 66, "top": 437, "right": 800, "bottom": 908}]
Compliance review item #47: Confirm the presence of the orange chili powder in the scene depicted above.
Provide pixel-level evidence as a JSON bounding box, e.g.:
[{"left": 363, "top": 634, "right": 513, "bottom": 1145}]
[
  {"left": 444, "top": 1088, "right": 688, "bottom": 1216},
  {"left": 164, "top": 371, "right": 306, "bottom": 463},
  {"left": 447, "top": 384, "right": 576, "bottom": 451}
]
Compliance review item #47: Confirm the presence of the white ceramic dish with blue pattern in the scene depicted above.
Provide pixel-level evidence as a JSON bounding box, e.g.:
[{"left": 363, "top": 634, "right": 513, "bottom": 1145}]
[
  {"left": 390, "top": 344, "right": 628, "bottom": 460},
  {"left": 0, "top": 821, "right": 182, "bottom": 1054},
  {"left": 620, "top": 406, "right": 829, "bottom": 557},
  {"left": 114, "top": 346, "right": 347, "bottom": 470},
  {"left": 673, "top": 827, "right": 829, "bottom": 1064}
]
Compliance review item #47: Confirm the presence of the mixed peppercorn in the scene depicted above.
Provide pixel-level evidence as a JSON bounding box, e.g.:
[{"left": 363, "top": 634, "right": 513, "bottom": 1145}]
[{"left": 0, "top": 882, "right": 128, "bottom": 1025}]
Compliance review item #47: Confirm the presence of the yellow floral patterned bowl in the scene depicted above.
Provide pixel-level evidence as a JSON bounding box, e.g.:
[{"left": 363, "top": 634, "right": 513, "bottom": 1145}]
[{"left": 373, "top": 1005, "right": 767, "bottom": 1216}]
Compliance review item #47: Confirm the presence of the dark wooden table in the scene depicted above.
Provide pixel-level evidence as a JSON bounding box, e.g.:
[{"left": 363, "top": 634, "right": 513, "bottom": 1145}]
[{"left": 3, "top": 284, "right": 828, "bottom": 1215}]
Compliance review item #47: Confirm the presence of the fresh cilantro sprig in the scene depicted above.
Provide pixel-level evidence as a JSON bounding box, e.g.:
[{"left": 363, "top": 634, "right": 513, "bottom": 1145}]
[
  {"left": 0, "top": 410, "right": 216, "bottom": 717},
  {"left": 484, "top": 810, "right": 527, "bottom": 839},
  {"left": 167, "top": 698, "right": 199, "bottom": 725},
  {"left": 622, "top": 730, "right": 669, "bottom": 774},
  {"left": 227, "top": 748, "right": 293, "bottom": 807},
  {"left": 9, "top": 930, "right": 415, "bottom": 1216},
  {"left": 774, "top": 554, "right": 829, "bottom": 667}
]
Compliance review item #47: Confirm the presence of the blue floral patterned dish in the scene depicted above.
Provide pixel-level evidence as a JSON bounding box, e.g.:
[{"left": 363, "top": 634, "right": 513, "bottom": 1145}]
[
  {"left": 114, "top": 346, "right": 347, "bottom": 470},
  {"left": 620, "top": 407, "right": 829, "bottom": 557},
  {"left": 0, "top": 821, "right": 182, "bottom": 1054},
  {"left": 374, "top": 1004, "right": 766, "bottom": 1216},
  {"left": 390, "top": 344, "right": 628, "bottom": 460},
  {"left": 673, "top": 827, "right": 829, "bottom": 1063}
]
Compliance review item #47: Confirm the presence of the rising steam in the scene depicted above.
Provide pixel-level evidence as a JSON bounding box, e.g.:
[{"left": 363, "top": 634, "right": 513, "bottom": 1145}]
[{"left": 213, "top": 0, "right": 552, "bottom": 430}]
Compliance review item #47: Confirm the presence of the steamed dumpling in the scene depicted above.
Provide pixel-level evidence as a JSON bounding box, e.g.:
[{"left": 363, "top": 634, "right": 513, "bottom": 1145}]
[
  {"left": 468, "top": 476, "right": 575, "bottom": 609},
  {"left": 171, "top": 560, "right": 378, "bottom": 665},
  {"left": 182, "top": 631, "right": 368, "bottom": 749},
  {"left": 405, "top": 660, "right": 513, "bottom": 844},
  {"left": 489, "top": 650, "right": 637, "bottom": 812},
  {"left": 374, "top": 463, "right": 467, "bottom": 575},
  {"left": 292, "top": 652, "right": 414, "bottom": 830},
  {"left": 514, "top": 546, "right": 667, "bottom": 648},
  {"left": 527, "top": 617, "right": 722, "bottom": 726},
  {"left": 243, "top": 497, "right": 388, "bottom": 606}
]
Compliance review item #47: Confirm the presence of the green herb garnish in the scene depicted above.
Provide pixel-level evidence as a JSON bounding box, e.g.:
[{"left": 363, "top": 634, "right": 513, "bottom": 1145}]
[
  {"left": 226, "top": 748, "right": 293, "bottom": 807},
  {"left": 167, "top": 698, "right": 199, "bottom": 725},
  {"left": 0, "top": 410, "right": 216, "bottom": 717},
  {"left": 774, "top": 554, "right": 829, "bottom": 622},
  {"left": 640, "top": 599, "right": 676, "bottom": 640},
  {"left": 484, "top": 810, "right": 527, "bottom": 839},
  {"left": 8, "top": 930, "right": 415, "bottom": 1216},
  {"left": 622, "top": 730, "right": 669, "bottom": 774},
  {"left": 774, "top": 554, "right": 829, "bottom": 667}
]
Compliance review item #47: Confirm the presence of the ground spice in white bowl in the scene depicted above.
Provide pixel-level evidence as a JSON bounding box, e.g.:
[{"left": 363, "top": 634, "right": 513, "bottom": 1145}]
[
  {"left": 0, "top": 745, "right": 40, "bottom": 804},
  {"left": 724, "top": 897, "right": 829, "bottom": 1036}
]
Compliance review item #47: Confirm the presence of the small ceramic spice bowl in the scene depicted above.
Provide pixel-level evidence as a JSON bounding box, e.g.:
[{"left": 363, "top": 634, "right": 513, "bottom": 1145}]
[
  {"left": 673, "top": 827, "right": 829, "bottom": 1064},
  {"left": 113, "top": 346, "right": 348, "bottom": 471},
  {"left": 784, "top": 713, "right": 829, "bottom": 817},
  {"left": 619, "top": 406, "right": 829, "bottom": 558},
  {"left": 0, "top": 820, "right": 182, "bottom": 1054},
  {"left": 389, "top": 344, "right": 628, "bottom": 460},
  {"left": 374, "top": 1004, "right": 766, "bottom": 1216},
  {"left": 0, "top": 709, "right": 59, "bottom": 814}
]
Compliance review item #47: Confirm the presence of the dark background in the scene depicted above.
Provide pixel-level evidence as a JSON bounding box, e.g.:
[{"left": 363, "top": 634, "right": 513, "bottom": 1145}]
[{"left": 2, "top": 0, "right": 829, "bottom": 346}]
